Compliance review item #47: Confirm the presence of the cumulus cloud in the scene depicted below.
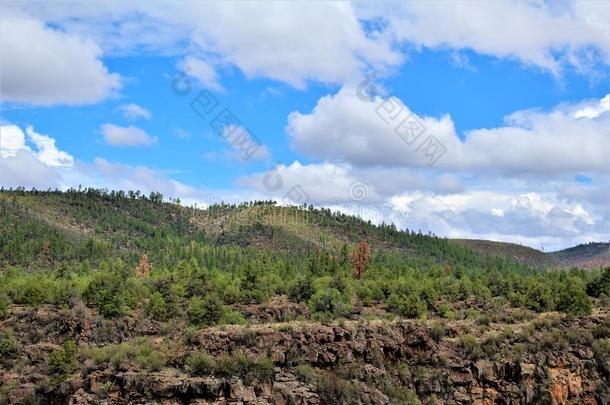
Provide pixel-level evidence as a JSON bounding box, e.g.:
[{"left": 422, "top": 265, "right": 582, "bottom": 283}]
[
  {"left": 100, "top": 124, "right": 158, "bottom": 147},
  {"left": 239, "top": 161, "right": 465, "bottom": 204},
  {"left": 0, "top": 124, "right": 213, "bottom": 204},
  {"left": 7, "top": 0, "right": 610, "bottom": 93},
  {"left": 179, "top": 56, "right": 223, "bottom": 92},
  {"left": 387, "top": 189, "right": 608, "bottom": 251},
  {"left": 0, "top": 124, "right": 70, "bottom": 188},
  {"left": 25, "top": 126, "right": 74, "bottom": 167},
  {"left": 1, "top": 124, "right": 74, "bottom": 167},
  {"left": 0, "top": 12, "right": 120, "bottom": 105},
  {"left": 118, "top": 103, "right": 151, "bottom": 120},
  {"left": 359, "top": 0, "right": 610, "bottom": 74},
  {"left": 181, "top": 2, "right": 401, "bottom": 88},
  {"left": 287, "top": 87, "right": 610, "bottom": 174},
  {"left": 12, "top": 2, "right": 401, "bottom": 88}
]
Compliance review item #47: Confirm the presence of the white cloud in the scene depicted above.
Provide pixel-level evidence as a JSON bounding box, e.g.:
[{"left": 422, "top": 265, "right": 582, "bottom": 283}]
[
  {"left": 0, "top": 124, "right": 69, "bottom": 188},
  {"left": 12, "top": 2, "right": 401, "bottom": 88},
  {"left": 181, "top": 2, "right": 401, "bottom": 88},
  {"left": 180, "top": 56, "right": 223, "bottom": 92},
  {"left": 0, "top": 124, "right": 212, "bottom": 203},
  {"left": 7, "top": 0, "right": 609, "bottom": 93},
  {"left": 0, "top": 12, "right": 121, "bottom": 105},
  {"left": 0, "top": 125, "right": 28, "bottom": 158},
  {"left": 0, "top": 149, "right": 61, "bottom": 189},
  {"left": 118, "top": 103, "right": 151, "bottom": 120},
  {"left": 238, "top": 161, "right": 464, "bottom": 205},
  {"left": 359, "top": 0, "right": 610, "bottom": 74},
  {"left": 25, "top": 126, "right": 74, "bottom": 167},
  {"left": 83, "top": 158, "right": 203, "bottom": 200},
  {"left": 100, "top": 123, "right": 158, "bottom": 147},
  {"left": 387, "top": 189, "right": 607, "bottom": 251},
  {"left": 572, "top": 94, "right": 610, "bottom": 119},
  {"left": 0, "top": 124, "right": 74, "bottom": 167},
  {"left": 287, "top": 87, "right": 610, "bottom": 174},
  {"left": 2, "top": 123, "right": 607, "bottom": 250}
]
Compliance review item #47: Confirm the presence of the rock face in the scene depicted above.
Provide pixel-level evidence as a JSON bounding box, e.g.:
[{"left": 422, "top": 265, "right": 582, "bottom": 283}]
[{"left": 2, "top": 307, "right": 609, "bottom": 404}]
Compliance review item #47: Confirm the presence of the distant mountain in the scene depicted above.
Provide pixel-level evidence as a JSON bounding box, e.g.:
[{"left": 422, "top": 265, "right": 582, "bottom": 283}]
[
  {"left": 549, "top": 242, "right": 610, "bottom": 269},
  {"left": 451, "top": 239, "right": 554, "bottom": 268},
  {"left": 453, "top": 239, "right": 610, "bottom": 269}
]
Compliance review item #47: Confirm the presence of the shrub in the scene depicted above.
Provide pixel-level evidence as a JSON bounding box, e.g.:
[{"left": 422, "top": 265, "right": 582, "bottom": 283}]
[
  {"left": 388, "top": 293, "right": 427, "bottom": 319},
  {"left": 556, "top": 286, "right": 592, "bottom": 316},
  {"left": 430, "top": 320, "right": 446, "bottom": 342},
  {"left": 308, "top": 288, "right": 351, "bottom": 318},
  {"left": 592, "top": 339, "right": 610, "bottom": 375},
  {"left": 83, "top": 271, "right": 125, "bottom": 317},
  {"left": 146, "top": 292, "right": 168, "bottom": 321},
  {"left": 0, "top": 294, "right": 8, "bottom": 320},
  {"left": 220, "top": 310, "right": 247, "bottom": 325},
  {"left": 587, "top": 267, "right": 610, "bottom": 298},
  {"left": 477, "top": 314, "right": 491, "bottom": 326},
  {"left": 289, "top": 276, "right": 315, "bottom": 303},
  {"left": 187, "top": 293, "right": 224, "bottom": 326},
  {"left": 317, "top": 372, "right": 358, "bottom": 404},
  {"left": 83, "top": 338, "right": 166, "bottom": 372},
  {"left": 186, "top": 350, "right": 274, "bottom": 383},
  {"left": 592, "top": 319, "right": 610, "bottom": 339},
  {"left": 48, "top": 340, "right": 78, "bottom": 383},
  {"left": 460, "top": 334, "right": 480, "bottom": 358},
  {"left": 186, "top": 350, "right": 216, "bottom": 376},
  {"left": 0, "top": 328, "right": 17, "bottom": 356},
  {"left": 10, "top": 276, "right": 50, "bottom": 306},
  {"left": 295, "top": 363, "right": 316, "bottom": 383}
]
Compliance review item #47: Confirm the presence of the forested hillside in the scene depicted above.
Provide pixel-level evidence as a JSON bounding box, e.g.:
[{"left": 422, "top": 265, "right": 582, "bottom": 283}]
[{"left": 1, "top": 189, "right": 609, "bottom": 404}]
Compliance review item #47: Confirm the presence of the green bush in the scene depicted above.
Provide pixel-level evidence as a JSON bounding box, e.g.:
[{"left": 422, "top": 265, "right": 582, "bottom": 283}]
[
  {"left": 187, "top": 293, "right": 224, "bottom": 326},
  {"left": 186, "top": 350, "right": 274, "bottom": 383},
  {"left": 289, "top": 276, "right": 315, "bottom": 303},
  {"left": 477, "top": 314, "right": 491, "bottom": 326},
  {"left": 83, "top": 338, "right": 166, "bottom": 372},
  {"left": 48, "top": 340, "right": 78, "bottom": 383},
  {"left": 295, "top": 363, "right": 316, "bottom": 383},
  {"left": 0, "top": 328, "right": 17, "bottom": 356},
  {"left": 146, "top": 292, "right": 168, "bottom": 321},
  {"left": 556, "top": 286, "right": 592, "bottom": 316},
  {"left": 0, "top": 294, "right": 8, "bottom": 320},
  {"left": 186, "top": 350, "right": 216, "bottom": 376},
  {"left": 83, "top": 271, "right": 125, "bottom": 317},
  {"left": 388, "top": 293, "right": 427, "bottom": 319},
  {"left": 430, "top": 320, "right": 446, "bottom": 342},
  {"left": 220, "top": 310, "right": 247, "bottom": 325},
  {"left": 308, "top": 288, "right": 351, "bottom": 318},
  {"left": 460, "top": 334, "right": 480, "bottom": 358},
  {"left": 10, "top": 276, "right": 50, "bottom": 306}
]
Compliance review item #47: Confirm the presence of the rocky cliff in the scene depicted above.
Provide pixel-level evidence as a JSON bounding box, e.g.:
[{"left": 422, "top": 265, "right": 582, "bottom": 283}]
[{"left": 1, "top": 305, "right": 609, "bottom": 404}]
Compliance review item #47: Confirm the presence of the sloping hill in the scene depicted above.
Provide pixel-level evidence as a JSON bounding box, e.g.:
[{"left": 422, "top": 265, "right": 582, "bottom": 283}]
[
  {"left": 453, "top": 239, "right": 610, "bottom": 269},
  {"left": 452, "top": 239, "right": 554, "bottom": 268},
  {"left": 549, "top": 242, "right": 610, "bottom": 269},
  {"left": 0, "top": 189, "right": 533, "bottom": 273},
  {"left": 2, "top": 189, "right": 607, "bottom": 273}
]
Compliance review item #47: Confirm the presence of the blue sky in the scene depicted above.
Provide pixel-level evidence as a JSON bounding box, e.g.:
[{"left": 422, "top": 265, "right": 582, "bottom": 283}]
[{"left": 1, "top": 1, "right": 609, "bottom": 250}]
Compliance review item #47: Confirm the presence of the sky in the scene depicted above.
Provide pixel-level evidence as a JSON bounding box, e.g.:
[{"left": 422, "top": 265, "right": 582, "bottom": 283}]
[{"left": 0, "top": 0, "right": 609, "bottom": 251}]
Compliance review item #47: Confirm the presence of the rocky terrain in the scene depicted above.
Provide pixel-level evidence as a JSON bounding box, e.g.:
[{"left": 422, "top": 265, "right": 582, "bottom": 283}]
[{"left": 1, "top": 302, "right": 609, "bottom": 404}]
